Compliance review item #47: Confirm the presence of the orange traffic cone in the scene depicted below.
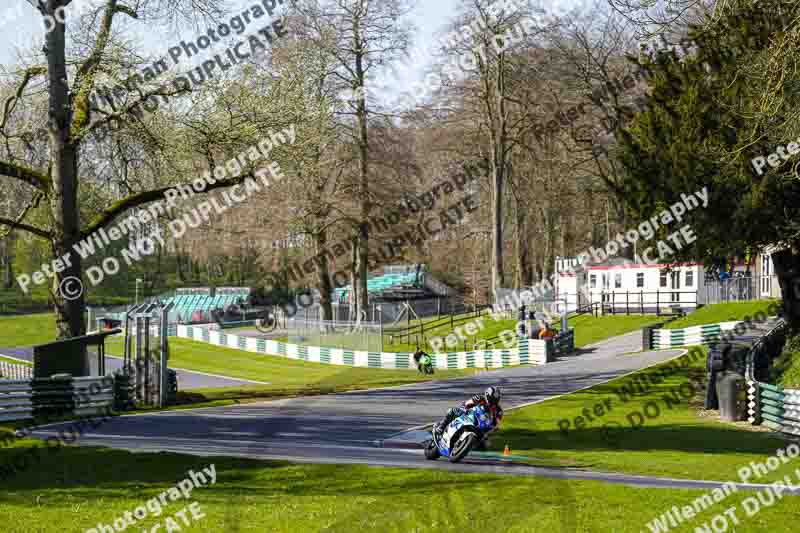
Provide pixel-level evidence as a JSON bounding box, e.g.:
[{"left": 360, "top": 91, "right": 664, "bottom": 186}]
[{"left": 503, "top": 444, "right": 510, "bottom": 457}]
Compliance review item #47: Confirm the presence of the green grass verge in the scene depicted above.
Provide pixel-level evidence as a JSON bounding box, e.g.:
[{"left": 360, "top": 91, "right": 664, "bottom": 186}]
[
  {"left": 104, "top": 337, "right": 476, "bottom": 406},
  {"left": 383, "top": 313, "right": 661, "bottom": 353},
  {"left": 772, "top": 332, "right": 800, "bottom": 388},
  {"left": 494, "top": 345, "right": 797, "bottom": 482},
  {"left": 664, "top": 300, "right": 781, "bottom": 330},
  {"left": 0, "top": 313, "right": 57, "bottom": 347},
  {"left": 565, "top": 314, "right": 661, "bottom": 348},
  {"left": 0, "top": 440, "right": 798, "bottom": 532}
]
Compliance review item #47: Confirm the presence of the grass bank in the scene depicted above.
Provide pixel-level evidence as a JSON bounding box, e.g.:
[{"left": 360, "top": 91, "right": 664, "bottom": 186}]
[
  {"left": 494, "top": 345, "right": 795, "bottom": 482},
  {"left": 664, "top": 300, "right": 781, "bottom": 330},
  {"left": 0, "top": 440, "right": 798, "bottom": 532},
  {"left": 564, "top": 314, "right": 661, "bottom": 347},
  {"left": 103, "top": 337, "right": 476, "bottom": 407},
  {"left": 0, "top": 313, "right": 56, "bottom": 347},
  {"left": 772, "top": 332, "right": 800, "bottom": 388}
]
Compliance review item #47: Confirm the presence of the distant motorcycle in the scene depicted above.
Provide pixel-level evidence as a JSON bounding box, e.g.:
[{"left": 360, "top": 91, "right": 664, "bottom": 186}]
[
  {"left": 424, "top": 404, "right": 497, "bottom": 463},
  {"left": 418, "top": 353, "right": 434, "bottom": 375}
]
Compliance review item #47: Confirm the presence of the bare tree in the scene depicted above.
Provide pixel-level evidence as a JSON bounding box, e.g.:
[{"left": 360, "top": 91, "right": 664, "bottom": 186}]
[{"left": 291, "top": 0, "right": 412, "bottom": 323}]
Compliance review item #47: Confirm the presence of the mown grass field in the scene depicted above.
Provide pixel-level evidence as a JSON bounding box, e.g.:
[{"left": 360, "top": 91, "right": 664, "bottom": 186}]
[
  {"left": 0, "top": 441, "right": 797, "bottom": 532},
  {"left": 664, "top": 300, "right": 781, "bottom": 329},
  {"left": 564, "top": 314, "right": 661, "bottom": 348},
  {"left": 0, "top": 312, "right": 57, "bottom": 347},
  {"left": 103, "top": 336, "right": 477, "bottom": 407},
  {"left": 3, "top": 310, "right": 662, "bottom": 354},
  {"left": 330, "top": 313, "right": 661, "bottom": 353},
  {"left": 494, "top": 345, "right": 797, "bottom": 483}
]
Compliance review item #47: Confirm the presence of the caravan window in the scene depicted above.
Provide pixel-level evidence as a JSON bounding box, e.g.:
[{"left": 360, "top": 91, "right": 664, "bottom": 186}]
[
  {"left": 590, "top": 274, "right": 597, "bottom": 289},
  {"left": 685, "top": 271, "right": 694, "bottom": 287},
  {"left": 615, "top": 273, "right": 622, "bottom": 288},
  {"left": 636, "top": 273, "right": 644, "bottom": 288}
]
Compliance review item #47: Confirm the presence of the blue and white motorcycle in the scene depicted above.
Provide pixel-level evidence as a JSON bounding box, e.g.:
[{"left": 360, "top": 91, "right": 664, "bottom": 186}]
[{"left": 424, "top": 404, "right": 497, "bottom": 463}]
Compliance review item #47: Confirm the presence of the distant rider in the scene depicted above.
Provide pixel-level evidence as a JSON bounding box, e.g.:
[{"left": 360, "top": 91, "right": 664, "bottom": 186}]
[
  {"left": 433, "top": 386, "right": 503, "bottom": 438},
  {"left": 413, "top": 349, "right": 432, "bottom": 373}
]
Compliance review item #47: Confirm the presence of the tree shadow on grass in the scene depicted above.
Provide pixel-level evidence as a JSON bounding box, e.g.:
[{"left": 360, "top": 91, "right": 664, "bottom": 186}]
[{"left": 495, "top": 423, "right": 785, "bottom": 460}]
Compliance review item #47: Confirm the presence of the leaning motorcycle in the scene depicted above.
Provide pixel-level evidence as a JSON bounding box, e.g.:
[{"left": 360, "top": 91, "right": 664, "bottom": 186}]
[{"left": 424, "top": 404, "right": 496, "bottom": 463}]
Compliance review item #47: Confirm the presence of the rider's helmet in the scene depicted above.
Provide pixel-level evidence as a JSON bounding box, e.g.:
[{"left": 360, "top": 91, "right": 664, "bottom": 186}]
[{"left": 485, "top": 386, "right": 501, "bottom": 405}]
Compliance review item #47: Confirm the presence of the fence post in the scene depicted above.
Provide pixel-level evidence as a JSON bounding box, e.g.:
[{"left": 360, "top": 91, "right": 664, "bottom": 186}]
[
  {"left": 656, "top": 290, "right": 660, "bottom": 316},
  {"left": 640, "top": 290, "right": 644, "bottom": 314},
  {"left": 626, "top": 291, "right": 630, "bottom": 315},
  {"left": 379, "top": 305, "right": 383, "bottom": 352}
]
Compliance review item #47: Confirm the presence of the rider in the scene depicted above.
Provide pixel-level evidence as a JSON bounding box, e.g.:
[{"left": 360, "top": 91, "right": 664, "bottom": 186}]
[
  {"left": 412, "top": 348, "right": 427, "bottom": 373},
  {"left": 433, "top": 386, "right": 503, "bottom": 439}
]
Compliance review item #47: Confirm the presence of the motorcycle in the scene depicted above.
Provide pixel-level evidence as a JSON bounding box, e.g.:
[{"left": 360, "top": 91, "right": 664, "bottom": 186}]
[
  {"left": 419, "top": 353, "right": 434, "bottom": 375},
  {"left": 424, "top": 404, "right": 496, "bottom": 463}
]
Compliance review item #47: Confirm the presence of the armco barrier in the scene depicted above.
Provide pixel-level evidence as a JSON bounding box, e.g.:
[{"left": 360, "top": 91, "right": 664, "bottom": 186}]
[
  {"left": 747, "top": 381, "right": 800, "bottom": 438},
  {"left": 649, "top": 321, "right": 742, "bottom": 350},
  {"left": 745, "top": 318, "right": 800, "bottom": 439},
  {"left": 175, "top": 325, "right": 575, "bottom": 369},
  {"left": 0, "top": 376, "right": 114, "bottom": 423}
]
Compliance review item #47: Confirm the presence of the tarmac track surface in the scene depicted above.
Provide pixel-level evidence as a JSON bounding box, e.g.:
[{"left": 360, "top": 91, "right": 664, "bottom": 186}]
[
  {"left": 0, "top": 347, "right": 265, "bottom": 389},
  {"left": 29, "top": 331, "right": 800, "bottom": 494}
]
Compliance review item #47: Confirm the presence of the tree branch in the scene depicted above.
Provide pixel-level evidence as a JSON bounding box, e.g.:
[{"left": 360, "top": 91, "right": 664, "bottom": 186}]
[
  {"left": 0, "top": 66, "right": 47, "bottom": 133},
  {"left": 71, "top": 0, "right": 139, "bottom": 139},
  {"left": 75, "top": 83, "right": 190, "bottom": 143},
  {"left": 0, "top": 190, "right": 46, "bottom": 239},
  {"left": 80, "top": 170, "right": 257, "bottom": 239},
  {"left": 0, "top": 216, "right": 51, "bottom": 239},
  {"left": 0, "top": 160, "right": 51, "bottom": 191}
]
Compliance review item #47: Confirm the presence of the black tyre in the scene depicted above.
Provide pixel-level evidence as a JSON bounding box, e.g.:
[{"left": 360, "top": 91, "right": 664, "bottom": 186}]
[
  {"left": 255, "top": 308, "right": 277, "bottom": 333},
  {"left": 424, "top": 439, "right": 440, "bottom": 460},
  {"left": 448, "top": 432, "right": 477, "bottom": 463}
]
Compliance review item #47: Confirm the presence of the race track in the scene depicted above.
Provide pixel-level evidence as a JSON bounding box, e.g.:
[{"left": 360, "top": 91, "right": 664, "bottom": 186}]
[{"left": 28, "top": 331, "right": 800, "bottom": 494}]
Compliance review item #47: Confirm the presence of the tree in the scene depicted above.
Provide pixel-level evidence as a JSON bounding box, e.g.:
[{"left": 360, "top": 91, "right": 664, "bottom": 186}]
[
  {"left": 437, "top": 0, "right": 550, "bottom": 292},
  {"left": 616, "top": 0, "right": 800, "bottom": 327},
  {"left": 0, "top": 0, "right": 280, "bottom": 342},
  {"left": 291, "top": 0, "right": 412, "bottom": 323}
]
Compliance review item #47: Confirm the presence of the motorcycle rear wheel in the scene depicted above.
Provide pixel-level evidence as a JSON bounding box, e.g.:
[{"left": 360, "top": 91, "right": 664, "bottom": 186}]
[
  {"left": 448, "top": 433, "right": 477, "bottom": 463},
  {"left": 424, "top": 439, "right": 440, "bottom": 460}
]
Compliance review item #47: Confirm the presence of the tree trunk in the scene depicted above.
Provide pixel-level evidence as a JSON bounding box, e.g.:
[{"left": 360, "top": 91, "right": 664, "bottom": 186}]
[
  {"left": 491, "top": 166, "right": 505, "bottom": 291},
  {"left": 353, "top": 15, "right": 370, "bottom": 324},
  {"left": 514, "top": 195, "right": 531, "bottom": 289},
  {"left": 350, "top": 243, "right": 360, "bottom": 323},
  {"left": 770, "top": 247, "right": 800, "bottom": 331},
  {"left": 1, "top": 232, "right": 15, "bottom": 289},
  {"left": 314, "top": 230, "right": 333, "bottom": 322},
  {"left": 47, "top": 12, "right": 86, "bottom": 342}
]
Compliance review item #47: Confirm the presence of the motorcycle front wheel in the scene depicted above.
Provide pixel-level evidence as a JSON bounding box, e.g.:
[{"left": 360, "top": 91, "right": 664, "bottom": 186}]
[{"left": 448, "top": 432, "right": 477, "bottom": 463}]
